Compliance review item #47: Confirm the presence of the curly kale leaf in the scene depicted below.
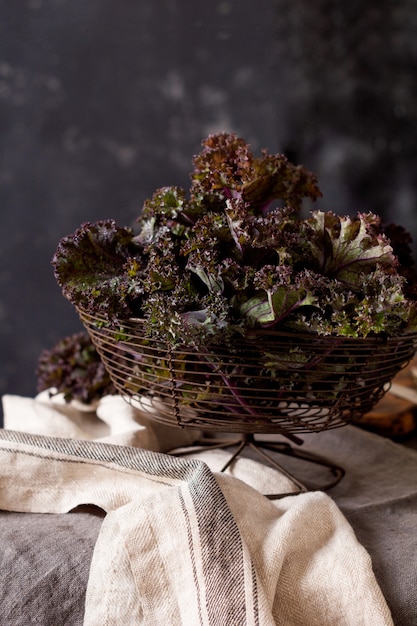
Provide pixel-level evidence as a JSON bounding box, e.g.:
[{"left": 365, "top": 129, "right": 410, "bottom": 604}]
[
  {"left": 190, "top": 132, "right": 321, "bottom": 213},
  {"left": 345, "top": 270, "right": 413, "bottom": 337},
  {"left": 381, "top": 222, "right": 417, "bottom": 300},
  {"left": 242, "top": 152, "right": 322, "bottom": 213},
  {"left": 36, "top": 332, "right": 116, "bottom": 404},
  {"left": 191, "top": 133, "right": 252, "bottom": 202},
  {"left": 52, "top": 220, "right": 144, "bottom": 321},
  {"left": 52, "top": 133, "right": 417, "bottom": 345},
  {"left": 141, "top": 287, "right": 234, "bottom": 346},
  {"left": 302, "top": 211, "right": 397, "bottom": 288},
  {"left": 224, "top": 197, "right": 255, "bottom": 258},
  {"left": 180, "top": 211, "right": 237, "bottom": 294},
  {"left": 141, "top": 186, "right": 189, "bottom": 221},
  {"left": 240, "top": 266, "right": 317, "bottom": 327},
  {"left": 136, "top": 186, "right": 196, "bottom": 242}
]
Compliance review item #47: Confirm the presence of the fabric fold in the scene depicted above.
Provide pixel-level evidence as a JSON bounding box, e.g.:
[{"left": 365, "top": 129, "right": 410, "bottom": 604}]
[{"left": 0, "top": 428, "right": 393, "bottom": 625}]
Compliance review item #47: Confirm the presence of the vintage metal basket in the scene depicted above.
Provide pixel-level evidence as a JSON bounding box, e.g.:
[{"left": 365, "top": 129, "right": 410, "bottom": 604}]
[{"left": 78, "top": 308, "right": 417, "bottom": 436}]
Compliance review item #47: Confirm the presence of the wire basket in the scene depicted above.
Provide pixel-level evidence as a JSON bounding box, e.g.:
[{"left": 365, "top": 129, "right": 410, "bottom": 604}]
[{"left": 78, "top": 308, "right": 417, "bottom": 437}]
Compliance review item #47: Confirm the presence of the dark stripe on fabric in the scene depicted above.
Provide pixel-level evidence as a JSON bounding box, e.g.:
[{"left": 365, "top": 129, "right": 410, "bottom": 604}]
[
  {"left": 252, "top": 559, "right": 260, "bottom": 626},
  {"left": 0, "top": 429, "right": 202, "bottom": 480},
  {"left": 178, "top": 487, "right": 204, "bottom": 625},
  {"left": 189, "top": 471, "right": 248, "bottom": 625}
]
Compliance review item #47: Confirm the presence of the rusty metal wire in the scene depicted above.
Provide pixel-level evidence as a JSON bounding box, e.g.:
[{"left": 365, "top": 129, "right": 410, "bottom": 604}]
[{"left": 78, "top": 308, "right": 417, "bottom": 437}]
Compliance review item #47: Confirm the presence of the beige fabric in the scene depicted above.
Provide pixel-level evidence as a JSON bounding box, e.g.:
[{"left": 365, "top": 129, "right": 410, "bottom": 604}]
[
  {"left": 2, "top": 391, "right": 200, "bottom": 450},
  {"left": 0, "top": 395, "right": 394, "bottom": 625},
  {"left": 2, "top": 391, "right": 300, "bottom": 494}
]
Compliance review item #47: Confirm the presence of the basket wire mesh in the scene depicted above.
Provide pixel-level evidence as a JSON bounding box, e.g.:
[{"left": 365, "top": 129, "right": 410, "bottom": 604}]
[{"left": 78, "top": 308, "right": 417, "bottom": 497}]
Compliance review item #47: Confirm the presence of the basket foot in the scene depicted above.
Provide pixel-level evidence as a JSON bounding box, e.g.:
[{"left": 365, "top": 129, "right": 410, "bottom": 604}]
[{"left": 169, "top": 433, "right": 345, "bottom": 500}]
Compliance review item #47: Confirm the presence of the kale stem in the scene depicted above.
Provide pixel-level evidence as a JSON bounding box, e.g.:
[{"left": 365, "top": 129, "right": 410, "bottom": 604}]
[
  {"left": 197, "top": 348, "right": 301, "bottom": 443},
  {"left": 197, "top": 347, "right": 259, "bottom": 417}
]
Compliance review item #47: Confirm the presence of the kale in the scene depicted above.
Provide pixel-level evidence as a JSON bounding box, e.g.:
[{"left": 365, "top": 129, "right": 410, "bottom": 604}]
[
  {"left": 190, "top": 132, "right": 322, "bottom": 212},
  {"left": 36, "top": 332, "right": 116, "bottom": 404},
  {"left": 53, "top": 219, "right": 145, "bottom": 323},
  {"left": 300, "top": 211, "right": 397, "bottom": 287},
  {"left": 52, "top": 132, "right": 417, "bottom": 346}
]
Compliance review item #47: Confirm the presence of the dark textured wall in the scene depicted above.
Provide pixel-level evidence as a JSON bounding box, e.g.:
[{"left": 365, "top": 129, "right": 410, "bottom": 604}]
[{"left": 1, "top": 0, "right": 417, "bottom": 424}]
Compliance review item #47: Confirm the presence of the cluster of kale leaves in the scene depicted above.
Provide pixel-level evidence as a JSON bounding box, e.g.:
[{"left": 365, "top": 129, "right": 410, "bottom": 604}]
[
  {"left": 37, "top": 332, "right": 115, "bottom": 404},
  {"left": 53, "top": 132, "right": 417, "bottom": 349}
]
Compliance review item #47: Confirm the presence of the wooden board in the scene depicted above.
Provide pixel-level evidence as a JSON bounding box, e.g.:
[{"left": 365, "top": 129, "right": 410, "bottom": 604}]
[{"left": 358, "top": 358, "right": 417, "bottom": 438}]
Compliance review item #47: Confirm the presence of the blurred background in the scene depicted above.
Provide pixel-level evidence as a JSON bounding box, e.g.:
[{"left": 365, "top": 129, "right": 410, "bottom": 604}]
[{"left": 1, "top": 0, "right": 416, "bottom": 425}]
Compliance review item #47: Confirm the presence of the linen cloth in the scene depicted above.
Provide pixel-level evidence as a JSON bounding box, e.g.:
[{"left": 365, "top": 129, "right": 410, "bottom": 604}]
[
  {"left": 298, "top": 426, "right": 417, "bottom": 625},
  {"left": 0, "top": 393, "right": 395, "bottom": 625}
]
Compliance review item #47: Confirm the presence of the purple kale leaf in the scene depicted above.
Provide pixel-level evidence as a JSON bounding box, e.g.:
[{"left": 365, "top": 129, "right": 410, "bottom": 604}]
[
  {"left": 190, "top": 132, "right": 322, "bottom": 213},
  {"left": 52, "top": 133, "right": 417, "bottom": 344},
  {"left": 36, "top": 332, "right": 116, "bottom": 404},
  {"left": 52, "top": 220, "right": 144, "bottom": 321}
]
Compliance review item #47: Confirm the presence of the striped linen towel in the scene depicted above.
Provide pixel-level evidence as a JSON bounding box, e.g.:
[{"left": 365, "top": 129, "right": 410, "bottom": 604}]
[{"left": 0, "top": 421, "right": 393, "bottom": 625}]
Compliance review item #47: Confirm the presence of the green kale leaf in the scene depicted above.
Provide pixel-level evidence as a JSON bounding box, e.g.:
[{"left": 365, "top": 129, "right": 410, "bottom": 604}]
[{"left": 302, "top": 211, "right": 397, "bottom": 289}]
